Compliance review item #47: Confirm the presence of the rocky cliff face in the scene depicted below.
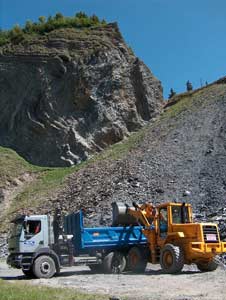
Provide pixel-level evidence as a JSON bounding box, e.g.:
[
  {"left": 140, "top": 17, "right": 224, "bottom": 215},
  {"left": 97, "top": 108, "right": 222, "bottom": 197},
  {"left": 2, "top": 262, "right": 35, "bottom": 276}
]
[
  {"left": 42, "top": 81, "right": 226, "bottom": 226},
  {"left": 0, "top": 23, "right": 163, "bottom": 166}
]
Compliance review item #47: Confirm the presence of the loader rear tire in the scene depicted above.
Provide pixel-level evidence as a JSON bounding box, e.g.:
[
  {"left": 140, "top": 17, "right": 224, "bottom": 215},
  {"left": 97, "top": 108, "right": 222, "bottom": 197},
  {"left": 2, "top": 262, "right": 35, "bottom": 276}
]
[
  {"left": 196, "top": 260, "right": 218, "bottom": 272},
  {"left": 160, "top": 244, "right": 184, "bottom": 274},
  {"left": 127, "top": 247, "right": 147, "bottom": 273},
  {"left": 33, "top": 255, "right": 56, "bottom": 278},
  {"left": 103, "top": 251, "right": 126, "bottom": 274}
]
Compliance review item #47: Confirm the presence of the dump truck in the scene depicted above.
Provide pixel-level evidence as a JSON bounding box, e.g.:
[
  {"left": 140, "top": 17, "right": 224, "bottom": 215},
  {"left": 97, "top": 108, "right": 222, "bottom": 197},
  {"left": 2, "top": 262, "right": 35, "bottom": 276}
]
[
  {"left": 7, "top": 206, "right": 147, "bottom": 278},
  {"left": 7, "top": 201, "right": 226, "bottom": 278}
]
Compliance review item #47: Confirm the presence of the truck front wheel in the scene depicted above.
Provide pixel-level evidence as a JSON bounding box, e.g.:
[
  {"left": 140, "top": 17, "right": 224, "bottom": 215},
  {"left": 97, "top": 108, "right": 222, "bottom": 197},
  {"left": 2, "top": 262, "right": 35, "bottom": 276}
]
[
  {"left": 33, "top": 255, "right": 56, "bottom": 278},
  {"left": 196, "top": 260, "right": 218, "bottom": 272}
]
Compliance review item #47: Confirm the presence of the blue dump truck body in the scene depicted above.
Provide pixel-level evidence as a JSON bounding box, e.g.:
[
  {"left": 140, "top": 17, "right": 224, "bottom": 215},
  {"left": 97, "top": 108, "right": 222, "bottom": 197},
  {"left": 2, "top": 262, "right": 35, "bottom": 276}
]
[{"left": 64, "top": 211, "right": 147, "bottom": 254}]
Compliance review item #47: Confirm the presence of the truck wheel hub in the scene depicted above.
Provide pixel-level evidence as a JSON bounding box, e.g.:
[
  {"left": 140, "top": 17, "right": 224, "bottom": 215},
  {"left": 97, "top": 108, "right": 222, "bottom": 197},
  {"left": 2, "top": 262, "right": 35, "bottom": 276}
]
[{"left": 41, "top": 262, "right": 51, "bottom": 273}]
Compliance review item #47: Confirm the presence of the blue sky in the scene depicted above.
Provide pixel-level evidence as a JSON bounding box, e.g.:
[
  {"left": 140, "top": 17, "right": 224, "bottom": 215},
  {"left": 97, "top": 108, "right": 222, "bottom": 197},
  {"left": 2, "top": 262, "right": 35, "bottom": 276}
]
[{"left": 1, "top": 0, "right": 226, "bottom": 98}]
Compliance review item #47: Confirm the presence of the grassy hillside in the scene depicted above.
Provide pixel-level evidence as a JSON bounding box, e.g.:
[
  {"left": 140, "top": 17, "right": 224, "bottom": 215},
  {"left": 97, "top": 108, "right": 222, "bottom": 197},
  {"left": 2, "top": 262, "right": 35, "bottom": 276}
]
[{"left": 0, "top": 147, "right": 74, "bottom": 230}]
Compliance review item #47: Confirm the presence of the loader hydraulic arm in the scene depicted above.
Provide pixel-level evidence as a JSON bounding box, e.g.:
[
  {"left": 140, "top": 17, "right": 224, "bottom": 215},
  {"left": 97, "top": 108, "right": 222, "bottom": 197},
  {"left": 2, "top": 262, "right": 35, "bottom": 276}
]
[{"left": 127, "top": 202, "right": 156, "bottom": 227}]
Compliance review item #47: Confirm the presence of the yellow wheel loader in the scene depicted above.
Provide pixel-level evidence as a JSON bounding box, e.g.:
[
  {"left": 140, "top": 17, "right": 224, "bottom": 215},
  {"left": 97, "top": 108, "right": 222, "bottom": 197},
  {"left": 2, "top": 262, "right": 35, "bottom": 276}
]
[{"left": 113, "top": 201, "right": 226, "bottom": 273}]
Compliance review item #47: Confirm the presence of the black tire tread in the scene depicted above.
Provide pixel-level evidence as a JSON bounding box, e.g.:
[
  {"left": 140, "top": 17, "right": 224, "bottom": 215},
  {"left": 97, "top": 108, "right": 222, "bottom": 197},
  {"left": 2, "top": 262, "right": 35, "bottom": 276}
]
[
  {"left": 103, "top": 251, "right": 126, "bottom": 274},
  {"left": 127, "top": 247, "right": 147, "bottom": 273},
  {"left": 196, "top": 260, "right": 218, "bottom": 272},
  {"left": 33, "top": 255, "right": 56, "bottom": 279},
  {"left": 160, "top": 243, "right": 184, "bottom": 274}
]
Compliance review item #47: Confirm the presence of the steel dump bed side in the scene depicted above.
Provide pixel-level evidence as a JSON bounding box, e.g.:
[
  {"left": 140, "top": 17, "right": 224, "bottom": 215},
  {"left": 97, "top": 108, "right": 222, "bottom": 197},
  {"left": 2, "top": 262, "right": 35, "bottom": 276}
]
[{"left": 64, "top": 211, "right": 147, "bottom": 253}]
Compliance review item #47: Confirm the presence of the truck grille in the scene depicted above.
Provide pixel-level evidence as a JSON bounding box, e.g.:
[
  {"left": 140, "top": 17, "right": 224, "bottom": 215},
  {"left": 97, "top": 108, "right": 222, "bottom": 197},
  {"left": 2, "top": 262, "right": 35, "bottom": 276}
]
[{"left": 203, "top": 225, "right": 219, "bottom": 243}]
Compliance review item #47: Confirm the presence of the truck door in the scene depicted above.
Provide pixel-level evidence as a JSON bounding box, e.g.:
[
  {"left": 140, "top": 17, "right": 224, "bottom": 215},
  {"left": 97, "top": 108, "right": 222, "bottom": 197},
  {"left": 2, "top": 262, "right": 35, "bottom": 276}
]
[{"left": 21, "top": 218, "right": 45, "bottom": 253}]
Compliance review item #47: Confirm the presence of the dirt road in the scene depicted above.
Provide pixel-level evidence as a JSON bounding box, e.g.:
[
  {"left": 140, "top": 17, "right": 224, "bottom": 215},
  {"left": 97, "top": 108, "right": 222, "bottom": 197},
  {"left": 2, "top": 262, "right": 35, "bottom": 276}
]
[{"left": 1, "top": 261, "right": 226, "bottom": 300}]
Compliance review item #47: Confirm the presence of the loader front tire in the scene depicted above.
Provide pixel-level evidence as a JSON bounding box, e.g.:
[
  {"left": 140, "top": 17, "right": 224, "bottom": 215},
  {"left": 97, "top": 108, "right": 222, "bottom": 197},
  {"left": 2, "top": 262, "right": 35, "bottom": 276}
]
[
  {"left": 196, "top": 260, "right": 218, "bottom": 272},
  {"left": 160, "top": 244, "right": 184, "bottom": 274},
  {"left": 33, "top": 255, "right": 56, "bottom": 278},
  {"left": 103, "top": 251, "right": 126, "bottom": 274}
]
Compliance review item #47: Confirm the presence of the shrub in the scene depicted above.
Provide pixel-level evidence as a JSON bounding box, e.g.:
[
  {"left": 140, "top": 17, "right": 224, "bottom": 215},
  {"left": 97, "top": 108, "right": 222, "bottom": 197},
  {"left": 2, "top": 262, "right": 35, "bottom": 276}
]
[
  {"left": 9, "top": 24, "right": 25, "bottom": 44},
  {"left": 0, "top": 12, "right": 107, "bottom": 47},
  {"left": 0, "top": 29, "right": 9, "bottom": 46}
]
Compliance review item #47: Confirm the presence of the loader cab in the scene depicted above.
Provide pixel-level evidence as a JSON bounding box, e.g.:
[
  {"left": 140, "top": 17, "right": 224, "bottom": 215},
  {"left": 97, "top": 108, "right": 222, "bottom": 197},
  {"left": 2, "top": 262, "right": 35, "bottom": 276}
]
[
  {"left": 157, "top": 203, "right": 192, "bottom": 239},
  {"left": 170, "top": 203, "right": 192, "bottom": 224}
]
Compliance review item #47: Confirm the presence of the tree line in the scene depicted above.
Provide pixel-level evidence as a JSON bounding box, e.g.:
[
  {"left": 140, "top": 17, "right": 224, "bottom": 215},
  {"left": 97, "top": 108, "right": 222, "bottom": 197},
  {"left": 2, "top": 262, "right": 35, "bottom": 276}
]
[
  {"left": 0, "top": 12, "right": 107, "bottom": 46},
  {"left": 168, "top": 80, "right": 208, "bottom": 99}
]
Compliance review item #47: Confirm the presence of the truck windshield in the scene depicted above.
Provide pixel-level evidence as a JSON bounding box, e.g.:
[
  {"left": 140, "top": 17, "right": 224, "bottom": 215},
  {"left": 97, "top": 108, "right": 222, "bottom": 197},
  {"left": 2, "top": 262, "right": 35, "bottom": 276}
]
[
  {"left": 10, "top": 222, "right": 23, "bottom": 238},
  {"left": 24, "top": 220, "right": 41, "bottom": 239},
  {"left": 172, "top": 205, "right": 190, "bottom": 224}
]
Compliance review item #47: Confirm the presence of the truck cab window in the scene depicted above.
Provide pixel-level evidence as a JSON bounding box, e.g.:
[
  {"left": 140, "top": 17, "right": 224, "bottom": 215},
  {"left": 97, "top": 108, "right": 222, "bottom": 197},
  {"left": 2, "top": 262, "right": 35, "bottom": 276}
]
[{"left": 24, "top": 220, "right": 41, "bottom": 239}]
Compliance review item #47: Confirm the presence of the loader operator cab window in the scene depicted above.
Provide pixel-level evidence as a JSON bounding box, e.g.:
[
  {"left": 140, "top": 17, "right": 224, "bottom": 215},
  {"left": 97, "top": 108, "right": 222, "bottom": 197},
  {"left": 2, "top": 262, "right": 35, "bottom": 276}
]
[
  {"left": 172, "top": 205, "right": 190, "bottom": 224},
  {"left": 159, "top": 208, "right": 168, "bottom": 237},
  {"left": 23, "top": 220, "right": 41, "bottom": 239}
]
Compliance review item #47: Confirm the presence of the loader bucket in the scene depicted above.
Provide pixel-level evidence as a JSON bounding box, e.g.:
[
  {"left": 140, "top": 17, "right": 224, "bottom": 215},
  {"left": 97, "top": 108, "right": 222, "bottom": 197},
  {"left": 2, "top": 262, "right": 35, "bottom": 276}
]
[{"left": 111, "top": 202, "right": 138, "bottom": 226}]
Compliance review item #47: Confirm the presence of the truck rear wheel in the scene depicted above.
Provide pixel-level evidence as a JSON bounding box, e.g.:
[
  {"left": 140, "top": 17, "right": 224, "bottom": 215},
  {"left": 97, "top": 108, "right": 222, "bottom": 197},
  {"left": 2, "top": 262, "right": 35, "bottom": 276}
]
[
  {"left": 103, "top": 251, "right": 126, "bottom": 274},
  {"left": 160, "top": 244, "right": 184, "bottom": 274},
  {"left": 196, "top": 260, "right": 218, "bottom": 272},
  {"left": 33, "top": 255, "right": 56, "bottom": 279},
  {"left": 127, "top": 247, "right": 147, "bottom": 273}
]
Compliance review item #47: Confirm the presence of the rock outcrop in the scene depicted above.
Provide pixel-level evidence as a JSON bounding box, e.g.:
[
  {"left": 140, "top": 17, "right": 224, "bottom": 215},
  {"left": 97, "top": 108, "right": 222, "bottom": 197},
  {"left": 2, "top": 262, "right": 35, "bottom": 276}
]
[
  {"left": 0, "top": 23, "right": 163, "bottom": 166},
  {"left": 44, "top": 82, "right": 226, "bottom": 226}
]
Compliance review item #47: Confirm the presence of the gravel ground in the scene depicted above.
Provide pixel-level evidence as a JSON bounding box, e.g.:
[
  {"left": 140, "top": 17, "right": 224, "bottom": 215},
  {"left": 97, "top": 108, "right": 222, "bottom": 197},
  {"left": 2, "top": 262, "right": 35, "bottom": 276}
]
[{"left": 1, "top": 261, "right": 226, "bottom": 300}]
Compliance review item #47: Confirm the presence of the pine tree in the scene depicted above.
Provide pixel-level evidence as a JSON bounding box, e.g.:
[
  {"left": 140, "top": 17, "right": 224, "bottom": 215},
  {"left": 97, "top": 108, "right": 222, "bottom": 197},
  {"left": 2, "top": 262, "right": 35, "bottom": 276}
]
[
  {"left": 186, "top": 80, "right": 193, "bottom": 91},
  {"left": 168, "top": 88, "right": 176, "bottom": 99}
]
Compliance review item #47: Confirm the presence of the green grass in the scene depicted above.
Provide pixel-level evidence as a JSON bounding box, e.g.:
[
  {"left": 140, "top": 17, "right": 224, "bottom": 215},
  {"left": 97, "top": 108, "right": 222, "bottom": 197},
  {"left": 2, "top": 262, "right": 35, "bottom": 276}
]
[
  {"left": 0, "top": 280, "right": 107, "bottom": 300},
  {"left": 0, "top": 146, "right": 37, "bottom": 188},
  {"left": 0, "top": 147, "right": 77, "bottom": 230}
]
